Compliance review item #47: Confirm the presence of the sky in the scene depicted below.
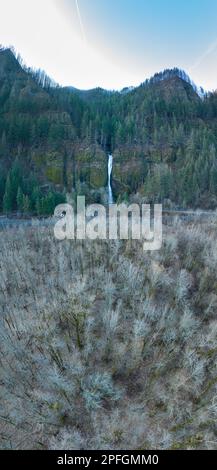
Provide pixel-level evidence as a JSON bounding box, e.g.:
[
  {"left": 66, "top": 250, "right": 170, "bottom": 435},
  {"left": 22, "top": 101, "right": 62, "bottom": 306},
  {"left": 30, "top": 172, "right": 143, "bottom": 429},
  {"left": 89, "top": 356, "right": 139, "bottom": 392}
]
[{"left": 0, "top": 0, "right": 217, "bottom": 90}]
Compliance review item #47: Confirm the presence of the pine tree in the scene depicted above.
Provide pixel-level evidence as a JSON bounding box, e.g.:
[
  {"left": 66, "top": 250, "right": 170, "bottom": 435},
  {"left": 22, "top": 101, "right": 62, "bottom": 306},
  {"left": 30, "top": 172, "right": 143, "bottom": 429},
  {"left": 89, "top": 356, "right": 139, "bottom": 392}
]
[
  {"left": 210, "top": 164, "right": 217, "bottom": 195},
  {"left": 36, "top": 197, "right": 42, "bottom": 216},
  {"left": 31, "top": 186, "right": 41, "bottom": 211},
  {"left": 10, "top": 161, "right": 22, "bottom": 208},
  {"left": 17, "top": 187, "right": 24, "bottom": 212},
  {"left": 22, "top": 195, "right": 30, "bottom": 214},
  {"left": 3, "top": 174, "right": 13, "bottom": 213},
  {"left": 0, "top": 173, "right": 6, "bottom": 211},
  {"left": 44, "top": 192, "right": 55, "bottom": 214}
]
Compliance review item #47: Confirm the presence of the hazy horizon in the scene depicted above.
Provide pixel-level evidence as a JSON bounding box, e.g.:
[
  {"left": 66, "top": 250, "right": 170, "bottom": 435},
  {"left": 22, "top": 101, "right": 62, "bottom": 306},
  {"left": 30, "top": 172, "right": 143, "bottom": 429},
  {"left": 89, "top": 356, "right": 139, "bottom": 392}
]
[
  {"left": 1, "top": 44, "right": 214, "bottom": 95},
  {"left": 0, "top": 0, "right": 217, "bottom": 91}
]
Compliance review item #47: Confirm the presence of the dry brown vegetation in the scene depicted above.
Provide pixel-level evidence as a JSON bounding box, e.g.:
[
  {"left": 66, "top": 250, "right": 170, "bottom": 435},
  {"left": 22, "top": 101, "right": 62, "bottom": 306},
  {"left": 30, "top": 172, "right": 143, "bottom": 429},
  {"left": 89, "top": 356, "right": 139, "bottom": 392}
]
[{"left": 0, "top": 216, "right": 217, "bottom": 449}]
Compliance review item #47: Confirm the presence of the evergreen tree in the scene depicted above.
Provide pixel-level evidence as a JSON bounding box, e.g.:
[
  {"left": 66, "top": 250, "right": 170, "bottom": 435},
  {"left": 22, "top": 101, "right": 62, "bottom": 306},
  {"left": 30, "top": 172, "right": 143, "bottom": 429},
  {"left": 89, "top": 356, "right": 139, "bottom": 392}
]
[
  {"left": 44, "top": 192, "right": 55, "bottom": 214},
  {"left": 36, "top": 197, "right": 41, "bottom": 216},
  {"left": 22, "top": 194, "right": 30, "bottom": 214},
  {"left": 210, "top": 163, "right": 217, "bottom": 195},
  {"left": 17, "top": 186, "right": 24, "bottom": 212},
  {"left": 0, "top": 173, "right": 6, "bottom": 211},
  {"left": 3, "top": 174, "right": 13, "bottom": 213}
]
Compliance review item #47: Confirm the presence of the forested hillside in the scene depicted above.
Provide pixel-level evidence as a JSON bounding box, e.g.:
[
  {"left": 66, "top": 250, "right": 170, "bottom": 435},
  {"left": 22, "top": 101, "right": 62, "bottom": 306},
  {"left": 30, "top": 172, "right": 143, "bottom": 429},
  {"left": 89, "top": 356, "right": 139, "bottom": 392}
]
[{"left": 0, "top": 47, "right": 217, "bottom": 212}]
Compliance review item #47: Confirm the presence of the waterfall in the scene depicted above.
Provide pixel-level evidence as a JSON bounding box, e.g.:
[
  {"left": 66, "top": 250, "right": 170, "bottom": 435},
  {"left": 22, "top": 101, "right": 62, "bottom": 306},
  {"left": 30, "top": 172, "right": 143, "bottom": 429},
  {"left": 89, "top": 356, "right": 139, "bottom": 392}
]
[{"left": 108, "top": 154, "right": 113, "bottom": 204}]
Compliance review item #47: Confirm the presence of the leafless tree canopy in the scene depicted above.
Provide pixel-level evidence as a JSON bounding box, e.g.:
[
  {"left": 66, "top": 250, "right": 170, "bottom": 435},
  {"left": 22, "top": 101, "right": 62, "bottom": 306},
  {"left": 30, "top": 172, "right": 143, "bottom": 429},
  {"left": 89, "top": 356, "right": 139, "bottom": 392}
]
[{"left": 0, "top": 218, "right": 217, "bottom": 449}]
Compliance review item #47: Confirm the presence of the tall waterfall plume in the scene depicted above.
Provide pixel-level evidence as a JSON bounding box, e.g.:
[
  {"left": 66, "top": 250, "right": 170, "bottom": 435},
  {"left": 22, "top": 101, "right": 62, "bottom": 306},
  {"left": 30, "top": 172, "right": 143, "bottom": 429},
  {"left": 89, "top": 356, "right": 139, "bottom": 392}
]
[{"left": 108, "top": 154, "right": 113, "bottom": 204}]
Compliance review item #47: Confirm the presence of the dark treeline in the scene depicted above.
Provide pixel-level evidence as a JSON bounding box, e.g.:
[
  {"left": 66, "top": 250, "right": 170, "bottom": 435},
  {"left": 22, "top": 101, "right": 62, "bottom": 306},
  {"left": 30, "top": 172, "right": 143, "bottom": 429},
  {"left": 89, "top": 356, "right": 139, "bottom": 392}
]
[{"left": 0, "top": 159, "right": 65, "bottom": 215}]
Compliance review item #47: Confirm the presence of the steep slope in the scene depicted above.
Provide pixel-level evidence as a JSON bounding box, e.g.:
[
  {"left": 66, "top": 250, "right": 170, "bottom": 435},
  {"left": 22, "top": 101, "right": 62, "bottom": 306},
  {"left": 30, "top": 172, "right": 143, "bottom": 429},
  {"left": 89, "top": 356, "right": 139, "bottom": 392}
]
[
  {"left": 0, "top": 48, "right": 217, "bottom": 212},
  {"left": 108, "top": 72, "right": 217, "bottom": 207},
  {"left": 0, "top": 48, "right": 107, "bottom": 213}
]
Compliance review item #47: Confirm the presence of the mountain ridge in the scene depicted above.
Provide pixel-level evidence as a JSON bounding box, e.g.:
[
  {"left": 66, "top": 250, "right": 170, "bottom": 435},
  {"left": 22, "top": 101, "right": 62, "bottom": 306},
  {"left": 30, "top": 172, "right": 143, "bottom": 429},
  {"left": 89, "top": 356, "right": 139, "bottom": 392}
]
[{"left": 0, "top": 47, "right": 217, "bottom": 213}]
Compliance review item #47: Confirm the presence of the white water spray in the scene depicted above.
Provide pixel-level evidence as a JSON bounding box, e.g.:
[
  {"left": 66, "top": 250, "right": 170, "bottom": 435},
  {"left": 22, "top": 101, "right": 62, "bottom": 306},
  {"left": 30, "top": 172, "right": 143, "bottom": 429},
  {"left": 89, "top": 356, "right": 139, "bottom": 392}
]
[{"left": 108, "top": 154, "right": 113, "bottom": 204}]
